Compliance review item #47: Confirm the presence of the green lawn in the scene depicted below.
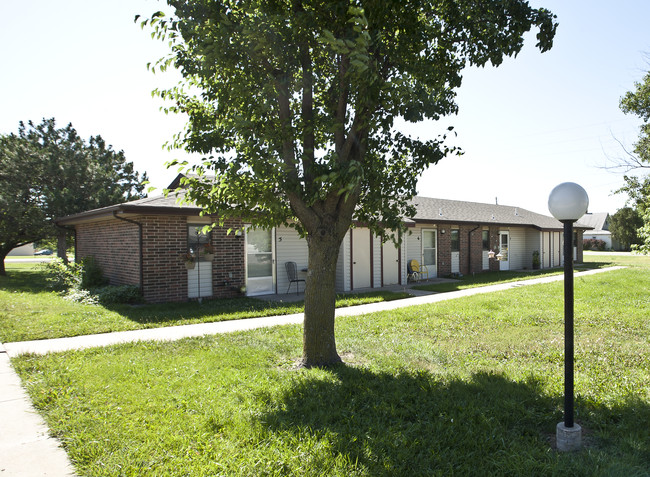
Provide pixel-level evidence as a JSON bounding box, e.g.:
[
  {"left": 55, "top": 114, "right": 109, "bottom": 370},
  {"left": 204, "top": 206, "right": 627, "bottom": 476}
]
[
  {"left": 0, "top": 262, "right": 410, "bottom": 342},
  {"left": 9, "top": 256, "right": 650, "bottom": 476}
]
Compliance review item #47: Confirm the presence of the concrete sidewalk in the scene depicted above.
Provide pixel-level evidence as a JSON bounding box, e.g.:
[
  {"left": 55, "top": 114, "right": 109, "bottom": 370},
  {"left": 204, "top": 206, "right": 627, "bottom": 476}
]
[
  {"left": 0, "top": 346, "right": 76, "bottom": 476},
  {"left": 0, "top": 266, "right": 624, "bottom": 476}
]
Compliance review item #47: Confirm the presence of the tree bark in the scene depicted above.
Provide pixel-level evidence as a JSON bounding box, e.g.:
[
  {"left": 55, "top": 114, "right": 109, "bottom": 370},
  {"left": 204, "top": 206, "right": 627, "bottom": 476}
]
[
  {"left": 56, "top": 227, "right": 68, "bottom": 264},
  {"left": 301, "top": 231, "right": 345, "bottom": 368}
]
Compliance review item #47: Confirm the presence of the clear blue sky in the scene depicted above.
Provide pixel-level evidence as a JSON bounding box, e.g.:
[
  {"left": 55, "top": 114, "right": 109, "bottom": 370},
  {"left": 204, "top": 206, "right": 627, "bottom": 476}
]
[{"left": 1, "top": 0, "right": 648, "bottom": 216}]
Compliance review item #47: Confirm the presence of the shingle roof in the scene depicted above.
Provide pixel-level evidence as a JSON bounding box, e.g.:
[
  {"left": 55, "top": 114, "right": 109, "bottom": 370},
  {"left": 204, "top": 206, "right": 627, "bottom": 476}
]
[
  {"left": 56, "top": 191, "right": 200, "bottom": 225},
  {"left": 577, "top": 212, "right": 609, "bottom": 231},
  {"left": 58, "top": 186, "right": 589, "bottom": 231},
  {"left": 408, "top": 196, "right": 588, "bottom": 230}
]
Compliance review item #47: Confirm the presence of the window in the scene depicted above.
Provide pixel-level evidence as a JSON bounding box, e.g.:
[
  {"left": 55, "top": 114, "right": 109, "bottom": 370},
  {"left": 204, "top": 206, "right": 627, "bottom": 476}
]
[
  {"left": 188, "top": 224, "right": 212, "bottom": 261},
  {"left": 451, "top": 229, "right": 460, "bottom": 252},
  {"left": 482, "top": 230, "right": 489, "bottom": 251}
]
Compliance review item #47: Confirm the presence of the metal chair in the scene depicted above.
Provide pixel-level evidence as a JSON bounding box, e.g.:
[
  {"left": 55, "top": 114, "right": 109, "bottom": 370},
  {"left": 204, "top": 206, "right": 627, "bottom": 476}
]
[{"left": 285, "top": 261, "right": 305, "bottom": 294}]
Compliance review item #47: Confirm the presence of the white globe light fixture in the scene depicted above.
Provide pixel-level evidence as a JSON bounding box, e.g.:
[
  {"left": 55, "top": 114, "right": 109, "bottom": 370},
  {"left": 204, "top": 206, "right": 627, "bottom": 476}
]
[
  {"left": 548, "top": 182, "right": 589, "bottom": 222},
  {"left": 548, "top": 182, "right": 589, "bottom": 452}
]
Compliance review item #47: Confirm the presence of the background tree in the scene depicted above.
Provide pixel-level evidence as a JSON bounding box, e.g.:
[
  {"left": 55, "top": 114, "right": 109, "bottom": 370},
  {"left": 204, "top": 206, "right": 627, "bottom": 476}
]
[
  {"left": 0, "top": 134, "right": 48, "bottom": 275},
  {"left": 0, "top": 118, "right": 147, "bottom": 273},
  {"left": 144, "top": 0, "right": 556, "bottom": 367},
  {"left": 616, "top": 68, "right": 650, "bottom": 253},
  {"left": 609, "top": 207, "right": 643, "bottom": 251}
]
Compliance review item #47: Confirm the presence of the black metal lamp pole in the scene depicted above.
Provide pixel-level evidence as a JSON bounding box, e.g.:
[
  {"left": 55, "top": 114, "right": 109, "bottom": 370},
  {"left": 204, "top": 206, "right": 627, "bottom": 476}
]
[
  {"left": 562, "top": 220, "right": 574, "bottom": 428},
  {"left": 548, "top": 182, "right": 588, "bottom": 451}
]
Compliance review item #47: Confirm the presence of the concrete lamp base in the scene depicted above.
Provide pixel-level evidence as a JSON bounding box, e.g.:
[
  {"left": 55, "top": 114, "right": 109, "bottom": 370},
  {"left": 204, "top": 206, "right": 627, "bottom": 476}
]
[{"left": 556, "top": 422, "right": 582, "bottom": 452}]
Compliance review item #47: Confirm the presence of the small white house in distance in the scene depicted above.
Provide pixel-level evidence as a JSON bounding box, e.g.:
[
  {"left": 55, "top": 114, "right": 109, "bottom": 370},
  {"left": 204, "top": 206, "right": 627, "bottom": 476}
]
[
  {"left": 580, "top": 212, "right": 618, "bottom": 250},
  {"left": 8, "top": 243, "right": 35, "bottom": 256}
]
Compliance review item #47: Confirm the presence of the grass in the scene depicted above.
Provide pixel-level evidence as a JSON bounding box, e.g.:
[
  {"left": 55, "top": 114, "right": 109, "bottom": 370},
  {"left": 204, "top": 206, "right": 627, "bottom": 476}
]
[
  {"left": 11, "top": 258, "right": 650, "bottom": 476},
  {"left": 412, "top": 269, "right": 564, "bottom": 293},
  {"left": 0, "top": 262, "right": 410, "bottom": 342}
]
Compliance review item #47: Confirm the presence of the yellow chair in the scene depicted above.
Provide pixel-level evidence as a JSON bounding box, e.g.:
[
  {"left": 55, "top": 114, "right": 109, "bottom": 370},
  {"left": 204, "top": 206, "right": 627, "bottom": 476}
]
[{"left": 409, "top": 259, "right": 429, "bottom": 281}]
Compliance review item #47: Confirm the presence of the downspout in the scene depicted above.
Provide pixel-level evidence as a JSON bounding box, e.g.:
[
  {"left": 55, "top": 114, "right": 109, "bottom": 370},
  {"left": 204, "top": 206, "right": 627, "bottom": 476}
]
[
  {"left": 113, "top": 212, "right": 144, "bottom": 292},
  {"left": 467, "top": 225, "right": 480, "bottom": 275}
]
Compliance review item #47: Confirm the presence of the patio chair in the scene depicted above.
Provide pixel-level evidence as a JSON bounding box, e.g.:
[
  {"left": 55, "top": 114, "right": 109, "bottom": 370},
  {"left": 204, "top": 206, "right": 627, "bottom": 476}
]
[
  {"left": 407, "top": 260, "right": 420, "bottom": 282},
  {"left": 285, "top": 261, "right": 305, "bottom": 294},
  {"left": 409, "top": 259, "right": 429, "bottom": 281}
]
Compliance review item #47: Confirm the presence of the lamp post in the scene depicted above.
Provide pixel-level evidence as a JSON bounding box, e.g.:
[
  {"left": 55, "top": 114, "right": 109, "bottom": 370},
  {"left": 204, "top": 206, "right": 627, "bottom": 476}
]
[{"left": 548, "top": 182, "right": 589, "bottom": 452}]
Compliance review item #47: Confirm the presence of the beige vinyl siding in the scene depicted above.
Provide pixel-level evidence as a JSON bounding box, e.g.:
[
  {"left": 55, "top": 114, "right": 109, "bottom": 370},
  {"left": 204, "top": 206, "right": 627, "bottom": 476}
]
[
  {"left": 505, "top": 228, "right": 526, "bottom": 270},
  {"left": 524, "top": 228, "right": 542, "bottom": 269},
  {"left": 406, "top": 226, "right": 422, "bottom": 265},
  {"left": 275, "top": 226, "right": 308, "bottom": 294}
]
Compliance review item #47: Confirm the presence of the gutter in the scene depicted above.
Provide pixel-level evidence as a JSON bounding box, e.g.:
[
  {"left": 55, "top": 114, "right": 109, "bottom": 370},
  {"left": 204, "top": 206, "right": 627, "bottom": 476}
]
[
  {"left": 113, "top": 212, "right": 144, "bottom": 291},
  {"left": 467, "top": 225, "right": 481, "bottom": 274}
]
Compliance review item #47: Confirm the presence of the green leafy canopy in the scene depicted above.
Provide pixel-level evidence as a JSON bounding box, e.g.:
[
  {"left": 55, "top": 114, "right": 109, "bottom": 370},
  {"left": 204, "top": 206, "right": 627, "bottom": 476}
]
[
  {"left": 0, "top": 119, "right": 147, "bottom": 272},
  {"left": 143, "top": 0, "right": 557, "bottom": 241}
]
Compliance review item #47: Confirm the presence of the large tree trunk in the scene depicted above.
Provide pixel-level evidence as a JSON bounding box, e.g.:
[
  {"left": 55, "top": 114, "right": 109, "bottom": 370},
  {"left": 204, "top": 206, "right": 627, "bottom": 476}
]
[
  {"left": 301, "top": 231, "right": 345, "bottom": 368},
  {"left": 0, "top": 253, "right": 7, "bottom": 276},
  {"left": 56, "top": 227, "right": 68, "bottom": 265}
]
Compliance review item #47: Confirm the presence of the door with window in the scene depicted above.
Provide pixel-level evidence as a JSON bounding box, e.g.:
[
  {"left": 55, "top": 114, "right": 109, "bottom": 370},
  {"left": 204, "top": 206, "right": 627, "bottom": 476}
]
[
  {"left": 187, "top": 224, "right": 213, "bottom": 299},
  {"left": 450, "top": 229, "right": 460, "bottom": 273},
  {"left": 421, "top": 229, "right": 437, "bottom": 278},
  {"left": 499, "top": 231, "right": 510, "bottom": 271},
  {"left": 246, "top": 228, "right": 275, "bottom": 296},
  {"left": 482, "top": 229, "right": 490, "bottom": 270}
]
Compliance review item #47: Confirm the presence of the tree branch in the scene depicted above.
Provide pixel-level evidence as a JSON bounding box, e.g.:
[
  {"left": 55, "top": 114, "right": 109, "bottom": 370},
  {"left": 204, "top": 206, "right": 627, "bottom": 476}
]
[
  {"left": 300, "top": 42, "right": 316, "bottom": 191},
  {"left": 335, "top": 54, "right": 350, "bottom": 156}
]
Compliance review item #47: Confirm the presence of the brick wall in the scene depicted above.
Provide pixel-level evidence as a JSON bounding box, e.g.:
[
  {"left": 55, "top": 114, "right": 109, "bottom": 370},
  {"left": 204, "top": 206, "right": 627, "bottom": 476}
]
[
  {"left": 139, "top": 215, "right": 188, "bottom": 303},
  {"left": 76, "top": 218, "right": 140, "bottom": 286},
  {"left": 487, "top": 226, "right": 501, "bottom": 272},
  {"left": 437, "top": 226, "right": 451, "bottom": 276},
  {"left": 211, "top": 218, "right": 245, "bottom": 299},
  {"left": 139, "top": 216, "right": 246, "bottom": 303},
  {"left": 75, "top": 215, "right": 246, "bottom": 304}
]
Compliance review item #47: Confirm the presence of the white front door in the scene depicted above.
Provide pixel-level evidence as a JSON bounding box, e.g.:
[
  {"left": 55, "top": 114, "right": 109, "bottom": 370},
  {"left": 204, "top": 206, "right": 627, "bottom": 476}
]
[
  {"left": 450, "top": 229, "right": 460, "bottom": 274},
  {"left": 352, "top": 228, "right": 371, "bottom": 289},
  {"left": 421, "top": 229, "right": 437, "bottom": 278},
  {"left": 382, "top": 239, "right": 399, "bottom": 286},
  {"left": 246, "top": 228, "right": 275, "bottom": 296},
  {"left": 499, "top": 231, "right": 510, "bottom": 271}
]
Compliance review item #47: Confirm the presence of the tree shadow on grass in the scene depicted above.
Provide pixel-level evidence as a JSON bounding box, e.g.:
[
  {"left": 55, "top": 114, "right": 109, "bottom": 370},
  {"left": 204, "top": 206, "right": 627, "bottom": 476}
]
[
  {"left": 257, "top": 367, "right": 650, "bottom": 476},
  {"left": 0, "top": 267, "right": 50, "bottom": 293}
]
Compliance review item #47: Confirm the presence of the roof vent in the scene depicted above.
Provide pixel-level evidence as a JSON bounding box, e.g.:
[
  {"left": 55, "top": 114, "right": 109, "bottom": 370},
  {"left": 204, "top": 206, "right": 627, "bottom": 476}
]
[
  {"left": 439, "top": 208, "right": 443, "bottom": 216},
  {"left": 514, "top": 208, "right": 519, "bottom": 216}
]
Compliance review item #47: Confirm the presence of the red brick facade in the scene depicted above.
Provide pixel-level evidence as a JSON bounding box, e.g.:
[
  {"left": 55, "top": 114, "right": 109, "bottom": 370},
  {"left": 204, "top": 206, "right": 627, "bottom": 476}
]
[
  {"left": 75, "top": 215, "right": 245, "bottom": 303},
  {"left": 76, "top": 218, "right": 140, "bottom": 286}
]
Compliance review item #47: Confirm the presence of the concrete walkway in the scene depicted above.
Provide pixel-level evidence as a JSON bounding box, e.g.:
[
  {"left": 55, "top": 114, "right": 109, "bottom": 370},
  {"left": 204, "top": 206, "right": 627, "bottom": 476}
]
[{"left": 0, "top": 266, "right": 624, "bottom": 476}]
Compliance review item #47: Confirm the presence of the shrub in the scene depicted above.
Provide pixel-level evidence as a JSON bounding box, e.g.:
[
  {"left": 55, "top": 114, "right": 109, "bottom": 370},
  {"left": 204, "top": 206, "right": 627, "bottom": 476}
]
[
  {"left": 583, "top": 238, "right": 607, "bottom": 251},
  {"left": 93, "top": 285, "right": 143, "bottom": 305},
  {"left": 43, "top": 259, "right": 82, "bottom": 291},
  {"left": 79, "top": 257, "right": 107, "bottom": 289},
  {"left": 63, "top": 288, "right": 99, "bottom": 306}
]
